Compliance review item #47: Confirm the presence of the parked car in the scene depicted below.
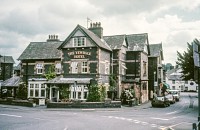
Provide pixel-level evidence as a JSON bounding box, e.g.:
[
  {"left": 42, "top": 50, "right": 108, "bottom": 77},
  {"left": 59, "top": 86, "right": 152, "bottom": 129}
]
[
  {"left": 165, "top": 93, "right": 175, "bottom": 104},
  {"left": 168, "top": 90, "right": 180, "bottom": 101},
  {"left": 151, "top": 93, "right": 170, "bottom": 107}
]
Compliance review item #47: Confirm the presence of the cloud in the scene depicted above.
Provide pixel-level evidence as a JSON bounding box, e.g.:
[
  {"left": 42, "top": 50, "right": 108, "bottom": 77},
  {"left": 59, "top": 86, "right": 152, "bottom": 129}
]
[{"left": 0, "top": 0, "right": 200, "bottom": 66}]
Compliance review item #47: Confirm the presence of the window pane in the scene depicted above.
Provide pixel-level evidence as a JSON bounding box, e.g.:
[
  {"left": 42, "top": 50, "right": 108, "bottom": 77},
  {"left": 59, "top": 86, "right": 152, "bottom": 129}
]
[
  {"left": 78, "top": 92, "right": 81, "bottom": 99},
  {"left": 35, "top": 84, "right": 39, "bottom": 88},
  {"left": 84, "top": 92, "right": 87, "bottom": 99},
  {"left": 30, "top": 84, "right": 34, "bottom": 88},
  {"left": 41, "top": 84, "right": 45, "bottom": 88},
  {"left": 41, "top": 89, "right": 45, "bottom": 97},
  {"left": 30, "top": 90, "right": 34, "bottom": 97},
  {"left": 82, "top": 62, "right": 88, "bottom": 73},
  {"left": 35, "top": 90, "right": 39, "bottom": 97},
  {"left": 71, "top": 62, "right": 78, "bottom": 73},
  {"left": 73, "top": 92, "right": 76, "bottom": 99}
]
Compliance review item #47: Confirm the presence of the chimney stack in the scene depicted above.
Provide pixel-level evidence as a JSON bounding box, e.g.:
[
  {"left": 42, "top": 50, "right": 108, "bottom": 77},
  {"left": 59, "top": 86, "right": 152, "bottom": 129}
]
[
  {"left": 47, "top": 34, "right": 60, "bottom": 42},
  {"left": 88, "top": 22, "right": 103, "bottom": 39}
]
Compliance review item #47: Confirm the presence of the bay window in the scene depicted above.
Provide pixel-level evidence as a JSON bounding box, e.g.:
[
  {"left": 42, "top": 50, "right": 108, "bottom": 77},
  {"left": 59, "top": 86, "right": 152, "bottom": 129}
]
[
  {"left": 28, "top": 83, "right": 46, "bottom": 98},
  {"left": 70, "top": 85, "right": 88, "bottom": 100}
]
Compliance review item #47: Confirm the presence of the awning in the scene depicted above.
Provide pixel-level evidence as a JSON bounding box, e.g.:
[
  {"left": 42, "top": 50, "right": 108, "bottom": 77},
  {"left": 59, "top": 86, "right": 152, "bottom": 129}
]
[
  {"left": 46, "top": 77, "right": 92, "bottom": 84},
  {"left": 163, "top": 82, "right": 170, "bottom": 89}
]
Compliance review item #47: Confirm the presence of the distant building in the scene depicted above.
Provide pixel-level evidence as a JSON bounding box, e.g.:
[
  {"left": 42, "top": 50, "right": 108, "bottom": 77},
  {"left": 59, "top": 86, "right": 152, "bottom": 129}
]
[
  {"left": 0, "top": 56, "right": 15, "bottom": 81},
  {"left": 166, "top": 68, "right": 198, "bottom": 92},
  {"left": 148, "top": 43, "right": 164, "bottom": 98}
]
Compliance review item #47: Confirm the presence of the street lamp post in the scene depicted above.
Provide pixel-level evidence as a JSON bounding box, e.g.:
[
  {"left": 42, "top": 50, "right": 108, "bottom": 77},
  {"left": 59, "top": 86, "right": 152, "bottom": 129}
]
[
  {"left": 73, "top": 81, "right": 77, "bottom": 100},
  {"left": 0, "top": 55, "right": 2, "bottom": 98},
  {"left": 153, "top": 71, "right": 156, "bottom": 94}
]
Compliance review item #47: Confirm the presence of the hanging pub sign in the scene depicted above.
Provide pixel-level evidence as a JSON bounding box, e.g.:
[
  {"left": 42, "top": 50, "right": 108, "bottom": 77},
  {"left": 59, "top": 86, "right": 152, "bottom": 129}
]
[{"left": 68, "top": 51, "right": 91, "bottom": 59}]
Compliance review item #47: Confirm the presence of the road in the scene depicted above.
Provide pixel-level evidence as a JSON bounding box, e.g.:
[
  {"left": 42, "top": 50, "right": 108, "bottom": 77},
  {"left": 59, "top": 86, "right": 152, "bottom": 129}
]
[{"left": 0, "top": 92, "right": 198, "bottom": 130}]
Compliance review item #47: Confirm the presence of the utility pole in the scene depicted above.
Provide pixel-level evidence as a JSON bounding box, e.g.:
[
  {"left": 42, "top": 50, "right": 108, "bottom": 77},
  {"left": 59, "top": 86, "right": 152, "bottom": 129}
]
[
  {"left": 193, "top": 40, "right": 200, "bottom": 130},
  {"left": 0, "top": 55, "right": 2, "bottom": 98}
]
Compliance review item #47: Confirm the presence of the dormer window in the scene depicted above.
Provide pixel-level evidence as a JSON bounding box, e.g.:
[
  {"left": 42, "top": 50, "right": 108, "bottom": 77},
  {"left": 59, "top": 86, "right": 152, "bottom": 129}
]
[
  {"left": 36, "top": 63, "right": 44, "bottom": 74},
  {"left": 73, "top": 37, "right": 86, "bottom": 47}
]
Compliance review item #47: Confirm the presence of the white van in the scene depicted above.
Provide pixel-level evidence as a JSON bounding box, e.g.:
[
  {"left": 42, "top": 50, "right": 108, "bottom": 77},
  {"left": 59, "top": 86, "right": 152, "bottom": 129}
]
[{"left": 168, "top": 90, "right": 180, "bottom": 101}]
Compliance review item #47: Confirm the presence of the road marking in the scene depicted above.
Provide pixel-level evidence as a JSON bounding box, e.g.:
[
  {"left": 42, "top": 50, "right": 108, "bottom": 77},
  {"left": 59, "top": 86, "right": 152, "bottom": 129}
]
[
  {"left": 81, "top": 109, "right": 95, "bottom": 111},
  {"left": 151, "top": 117, "right": 169, "bottom": 121},
  {"left": 151, "top": 124, "right": 157, "bottom": 127},
  {"left": 141, "top": 122, "right": 148, "bottom": 125},
  {"left": 0, "top": 113, "right": 22, "bottom": 118},
  {"left": 33, "top": 117, "right": 46, "bottom": 120},
  {"left": 103, "top": 116, "right": 164, "bottom": 129},
  {"left": 166, "top": 111, "right": 177, "bottom": 115}
]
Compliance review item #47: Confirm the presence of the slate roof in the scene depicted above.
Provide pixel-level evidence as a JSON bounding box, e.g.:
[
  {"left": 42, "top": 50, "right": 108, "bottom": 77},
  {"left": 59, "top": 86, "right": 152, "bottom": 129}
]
[
  {"left": 58, "top": 25, "right": 112, "bottom": 51},
  {"left": 103, "top": 35, "right": 126, "bottom": 49},
  {"left": 126, "top": 33, "right": 149, "bottom": 51},
  {"left": 149, "top": 43, "right": 163, "bottom": 60},
  {"left": 0, "top": 56, "right": 15, "bottom": 64},
  {"left": 18, "top": 41, "right": 62, "bottom": 60},
  {"left": 166, "top": 68, "right": 183, "bottom": 81},
  {"left": 1, "top": 76, "right": 21, "bottom": 87}
]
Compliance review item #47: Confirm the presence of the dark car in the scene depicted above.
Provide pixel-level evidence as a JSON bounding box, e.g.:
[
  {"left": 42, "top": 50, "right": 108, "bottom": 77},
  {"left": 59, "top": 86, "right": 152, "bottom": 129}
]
[{"left": 152, "top": 94, "right": 170, "bottom": 107}]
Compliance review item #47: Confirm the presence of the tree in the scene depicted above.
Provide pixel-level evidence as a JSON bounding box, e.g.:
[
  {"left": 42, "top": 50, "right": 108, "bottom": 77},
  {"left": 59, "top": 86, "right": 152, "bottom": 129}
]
[
  {"left": 176, "top": 39, "right": 200, "bottom": 80},
  {"left": 59, "top": 86, "right": 70, "bottom": 102},
  {"left": 109, "top": 74, "right": 117, "bottom": 91},
  {"left": 99, "top": 85, "right": 106, "bottom": 102},
  {"left": 44, "top": 65, "right": 56, "bottom": 80}
]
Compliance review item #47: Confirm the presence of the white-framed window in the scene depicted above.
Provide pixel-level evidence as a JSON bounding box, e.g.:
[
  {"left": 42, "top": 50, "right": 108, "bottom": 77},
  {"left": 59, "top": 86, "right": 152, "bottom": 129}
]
[
  {"left": 30, "top": 84, "right": 34, "bottom": 97},
  {"left": 82, "top": 61, "right": 88, "bottom": 73},
  {"left": 71, "top": 61, "right": 88, "bottom": 74},
  {"left": 71, "top": 62, "right": 78, "bottom": 73},
  {"left": 73, "top": 37, "right": 86, "bottom": 47},
  {"left": 36, "top": 63, "right": 44, "bottom": 74},
  {"left": 55, "top": 62, "right": 61, "bottom": 74},
  {"left": 28, "top": 83, "right": 46, "bottom": 98},
  {"left": 35, "top": 84, "right": 39, "bottom": 97},
  {"left": 41, "top": 84, "right": 46, "bottom": 97},
  {"left": 70, "top": 85, "right": 88, "bottom": 100}
]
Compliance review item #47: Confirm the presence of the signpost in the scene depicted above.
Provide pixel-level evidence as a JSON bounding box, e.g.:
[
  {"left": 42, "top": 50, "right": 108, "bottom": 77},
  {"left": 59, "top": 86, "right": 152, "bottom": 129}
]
[{"left": 193, "top": 40, "right": 200, "bottom": 130}]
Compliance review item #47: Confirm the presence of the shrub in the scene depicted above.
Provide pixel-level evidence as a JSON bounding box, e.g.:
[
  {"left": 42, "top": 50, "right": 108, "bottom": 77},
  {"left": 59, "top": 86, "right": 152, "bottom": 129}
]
[
  {"left": 16, "top": 83, "right": 27, "bottom": 99},
  {"left": 87, "top": 84, "right": 101, "bottom": 102}
]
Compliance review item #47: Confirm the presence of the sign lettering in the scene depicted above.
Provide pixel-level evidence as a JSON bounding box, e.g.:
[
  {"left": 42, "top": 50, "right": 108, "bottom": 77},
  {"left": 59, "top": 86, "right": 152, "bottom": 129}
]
[{"left": 68, "top": 51, "right": 91, "bottom": 59}]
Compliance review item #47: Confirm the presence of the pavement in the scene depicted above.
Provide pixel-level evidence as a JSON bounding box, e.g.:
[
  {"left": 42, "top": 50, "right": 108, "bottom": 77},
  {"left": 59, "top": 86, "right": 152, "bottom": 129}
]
[{"left": 0, "top": 101, "right": 152, "bottom": 111}]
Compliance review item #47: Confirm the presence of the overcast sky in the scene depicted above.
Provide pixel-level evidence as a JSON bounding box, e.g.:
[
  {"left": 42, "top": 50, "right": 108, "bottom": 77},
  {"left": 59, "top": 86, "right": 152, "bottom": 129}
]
[{"left": 0, "top": 0, "right": 200, "bottom": 66}]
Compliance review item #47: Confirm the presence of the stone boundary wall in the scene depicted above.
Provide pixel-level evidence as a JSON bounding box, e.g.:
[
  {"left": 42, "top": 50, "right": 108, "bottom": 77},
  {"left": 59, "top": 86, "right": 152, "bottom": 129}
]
[
  {"left": 47, "top": 101, "right": 121, "bottom": 108},
  {"left": 0, "top": 99, "right": 33, "bottom": 107}
]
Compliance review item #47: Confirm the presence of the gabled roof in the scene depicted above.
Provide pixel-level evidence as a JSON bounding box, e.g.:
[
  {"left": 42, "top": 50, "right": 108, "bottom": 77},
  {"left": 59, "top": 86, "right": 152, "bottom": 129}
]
[
  {"left": 1, "top": 76, "right": 21, "bottom": 87},
  {"left": 58, "top": 25, "right": 112, "bottom": 51},
  {"left": 149, "top": 43, "right": 164, "bottom": 60},
  {"left": 166, "top": 68, "right": 183, "bottom": 80},
  {"left": 103, "top": 35, "right": 126, "bottom": 49},
  {"left": 126, "top": 33, "right": 149, "bottom": 51},
  {"left": 18, "top": 41, "right": 62, "bottom": 60},
  {"left": 0, "top": 56, "right": 15, "bottom": 64}
]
